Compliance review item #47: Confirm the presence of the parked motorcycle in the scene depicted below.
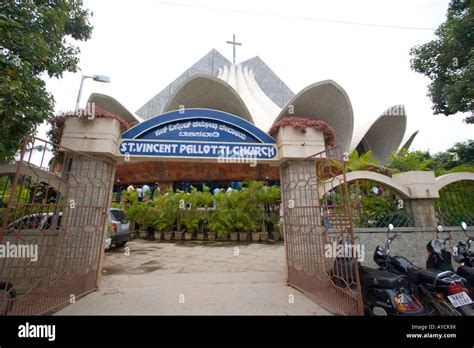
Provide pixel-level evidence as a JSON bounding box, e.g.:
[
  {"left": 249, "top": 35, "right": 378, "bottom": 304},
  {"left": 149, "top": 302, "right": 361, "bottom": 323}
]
[
  {"left": 330, "top": 235, "right": 425, "bottom": 316},
  {"left": 450, "top": 222, "right": 473, "bottom": 293},
  {"left": 426, "top": 225, "right": 455, "bottom": 272},
  {"left": 425, "top": 223, "right": 474, "bottom": 294},
  {"left": 375, "top": 224, "right": 473, "bottom": 316}
]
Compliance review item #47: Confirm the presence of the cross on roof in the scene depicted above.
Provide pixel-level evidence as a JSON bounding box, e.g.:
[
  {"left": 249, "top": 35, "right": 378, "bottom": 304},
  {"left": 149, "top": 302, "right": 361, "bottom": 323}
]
[{"left": 226, "top": 34, "right": 242, "bottom": 65}]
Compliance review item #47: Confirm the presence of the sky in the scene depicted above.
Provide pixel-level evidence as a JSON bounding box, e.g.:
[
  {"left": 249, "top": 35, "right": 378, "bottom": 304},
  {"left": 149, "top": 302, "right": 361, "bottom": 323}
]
[{"left": 41, "top": 0, "right": 472, "bottom": 154}]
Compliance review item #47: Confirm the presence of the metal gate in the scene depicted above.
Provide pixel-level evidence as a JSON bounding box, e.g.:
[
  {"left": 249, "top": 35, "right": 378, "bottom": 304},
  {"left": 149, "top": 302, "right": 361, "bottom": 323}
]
[
  {"left": 0, "top": 136, "right": 114, "bottom": 315},
  {"left": 434, "top": 180, "right": 474, "bottom": 226},
  {"left": 280, "top": 147, "right": 364, "bottom": 315}
]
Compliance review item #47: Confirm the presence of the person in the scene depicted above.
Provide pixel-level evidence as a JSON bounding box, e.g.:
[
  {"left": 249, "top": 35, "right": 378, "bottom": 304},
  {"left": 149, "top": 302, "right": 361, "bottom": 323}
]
[{"left": 136, "top": 187, "right": 143, "bottom": 202}]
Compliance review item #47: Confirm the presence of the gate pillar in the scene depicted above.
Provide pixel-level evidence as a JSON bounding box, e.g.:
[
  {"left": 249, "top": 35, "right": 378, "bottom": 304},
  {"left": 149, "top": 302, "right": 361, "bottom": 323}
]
[
  {"left": 392, "top": 172, "right": 439, "bottom": 228},
  {"left": 276, "top": 126, "right": 326, "bottom": 282},
  {"left": 275, "top": 125, "right": 364, "bottom": 315},
  {"left": 60, "top": 117, "right": 121, "bottom": 282}
]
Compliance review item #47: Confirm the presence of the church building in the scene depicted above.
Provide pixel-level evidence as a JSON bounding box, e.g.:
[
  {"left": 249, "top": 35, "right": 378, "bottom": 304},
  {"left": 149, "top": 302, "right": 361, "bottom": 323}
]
[{"left": 83, "top": 44, "right": 416, "bottom": 196}]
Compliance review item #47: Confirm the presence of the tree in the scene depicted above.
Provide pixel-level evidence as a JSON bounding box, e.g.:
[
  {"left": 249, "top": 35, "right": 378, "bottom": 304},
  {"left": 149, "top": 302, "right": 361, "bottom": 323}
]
[
  {"left": 409, "top": 0, "right": 473, "bottom": 123},
  {"left": 449, "top": 139, "right": 474, "bottom": 165},
  {"left": 385, "top": 149, "right": 437, "bottom": 173},
  {"left": 432, "top": 139, "right": 474, "bottom": 172},
  {"left": 0, "top": 0, "right": 93, "bottom": 160},
  {"left": 386, "top": 144, "right": 474, "bottom": 175}
]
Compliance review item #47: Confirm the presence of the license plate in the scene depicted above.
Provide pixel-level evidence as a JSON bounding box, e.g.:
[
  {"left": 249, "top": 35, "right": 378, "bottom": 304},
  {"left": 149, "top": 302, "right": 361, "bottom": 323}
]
[{"left": 447, "top": 291, "right": 473, "bottom": 308}]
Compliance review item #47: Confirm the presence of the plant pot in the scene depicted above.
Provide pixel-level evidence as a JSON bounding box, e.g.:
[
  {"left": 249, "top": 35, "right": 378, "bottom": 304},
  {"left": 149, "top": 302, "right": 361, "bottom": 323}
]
[
  {"left": 139, "top": 230, "right": 148, "bottom": 239},
  {"left": 239, "top": 232, "right": 248, "bottom": 241},
  {"left": 154, "top": 231, "right": 163, "bottom": 241},
  {"left": 259, "top": 232, "right": 268, "bottom": 242},
  {"left": 207, "top": 232, "right": 216, "bottom": 241},
  {"left": 184, "top": 232, "right": 193, "bottom": 241},
  {"left": 131, "top": 230, "right": 138, "bottom": 239},
  {"left": 197, "top": 232, "right": 205, "bottom": 241},
  {"left": 174, "top": 231, "right": 183, "bottom": 240},
  {"left": 230, "top": 232, "right": 239, "bottom": 241},
  {"left": 163, "top": 231, "right": 173, "bottom": 241},
  {"left": 272, "top": 231, "right": 280, "bottom": 241},
  {"left": 251, "top": 232, "right": 260, "bottom": 242}
]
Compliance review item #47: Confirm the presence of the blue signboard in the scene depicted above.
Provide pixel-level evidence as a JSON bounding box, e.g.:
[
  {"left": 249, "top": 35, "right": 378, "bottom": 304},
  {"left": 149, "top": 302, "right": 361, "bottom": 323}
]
[{"left": 119, "top": 108, "right": 277, "bottom": 160}]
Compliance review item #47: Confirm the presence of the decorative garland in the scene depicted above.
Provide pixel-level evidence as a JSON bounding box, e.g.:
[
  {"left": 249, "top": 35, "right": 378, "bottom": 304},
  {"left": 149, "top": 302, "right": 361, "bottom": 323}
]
[{"left": 268, "top": 117, "right": 336, "bottom": 147}]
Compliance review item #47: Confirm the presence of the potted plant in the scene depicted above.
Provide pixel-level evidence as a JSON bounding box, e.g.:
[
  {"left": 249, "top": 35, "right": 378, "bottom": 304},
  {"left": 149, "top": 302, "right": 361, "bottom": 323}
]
[
  {"left": 182, "top": 202, "right": 200, "bottom": 241},
  {"left": 268, "top": 211, "right": 282, "bottom": 241},
  {"left": 195, "top": 186, "right": 213, "bottom": 241},
  {"left": 208, "top": 209, "right": 228, "bottom": 241},
  {"left": 133, "top": 203, "right": 147, "bottom": 239},
  {"left": 251, "top": 223, "right": 261, "bottom": 242},
  {"left": 196, "top": 211, "right": 206, "bottom": 241},
  {"left": 154, "top": 194, "right": 176, "bottom": 241},
  {"left": 207, "top": 229, "right": 216, "bottom": 241},
  {"left": 125, "top": 203, "right": 142, "bottom": 239},
  {"left": 136, "top": 203, "right": 155, "bottom": 239}
]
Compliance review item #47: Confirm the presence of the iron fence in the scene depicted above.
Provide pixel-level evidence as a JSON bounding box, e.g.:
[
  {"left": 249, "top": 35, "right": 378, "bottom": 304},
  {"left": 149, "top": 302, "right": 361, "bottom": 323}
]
[{"left": 435, "top": 180, "right": 474, "bottom": 226}]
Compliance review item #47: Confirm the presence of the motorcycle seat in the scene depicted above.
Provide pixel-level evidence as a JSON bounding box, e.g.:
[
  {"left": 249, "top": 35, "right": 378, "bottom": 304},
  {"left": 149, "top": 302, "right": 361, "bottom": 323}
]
[
  {"left": 360, "top": 266, "right": 408, "bottom": 288},
  {"left": 407, "top": 266, "right": 457, "bottom": 286}
]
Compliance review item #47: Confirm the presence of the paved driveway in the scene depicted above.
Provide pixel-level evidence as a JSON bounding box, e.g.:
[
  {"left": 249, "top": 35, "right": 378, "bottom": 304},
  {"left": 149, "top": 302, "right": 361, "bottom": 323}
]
[{"left": 56, "top": 240, "right": 331, "bottom": 315}]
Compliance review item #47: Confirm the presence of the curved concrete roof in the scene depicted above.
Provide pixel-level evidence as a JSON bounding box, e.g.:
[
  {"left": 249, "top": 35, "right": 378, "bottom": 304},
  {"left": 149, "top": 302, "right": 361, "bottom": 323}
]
[
  {"left": 162, "top": 74, "right": 254, "bottom": 124},
  {"left": 401, "top": 130, "right": 419, "bottom": 151},
  {"left": 436, "top": 172, "right": 474, "bottom": 191},
  {"left": 351, "top": 105, "right": 407, "bottom": 164},
  {"left": 217, "top": 64, "right": 281, "bottom": 131},
  {"left": 275, "top": 80, "right": 354, "bottom": 152},
  {"left": 87, "top": 93, "right": 143, "bottom": 124}
]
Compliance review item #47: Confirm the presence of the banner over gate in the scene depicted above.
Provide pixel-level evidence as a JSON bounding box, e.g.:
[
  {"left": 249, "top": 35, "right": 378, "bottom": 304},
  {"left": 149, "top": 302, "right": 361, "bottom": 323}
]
[{"left": 119, "top": 108, "right": 278, "bottom": 160}]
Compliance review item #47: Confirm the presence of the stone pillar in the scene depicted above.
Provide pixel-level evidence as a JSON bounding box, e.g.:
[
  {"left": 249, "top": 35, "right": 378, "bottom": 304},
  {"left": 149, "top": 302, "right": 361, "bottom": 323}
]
[
  {"left": 392, "top": 171, "right": 439, "bottom": 228},
  {"left": 277, "top": 126, "right": 327, "bottom": 229},
  {"left": 275, "top": 126, "right": 327, "bottom": 281},
  {"left": 59, "top": 117, "right": 121, "bottom": 282}
]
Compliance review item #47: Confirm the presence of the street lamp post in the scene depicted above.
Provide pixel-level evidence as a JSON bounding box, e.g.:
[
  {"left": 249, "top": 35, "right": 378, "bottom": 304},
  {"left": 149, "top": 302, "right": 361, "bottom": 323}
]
[{"left": 75, "top": 74, "right": 111, "bottom": 112}]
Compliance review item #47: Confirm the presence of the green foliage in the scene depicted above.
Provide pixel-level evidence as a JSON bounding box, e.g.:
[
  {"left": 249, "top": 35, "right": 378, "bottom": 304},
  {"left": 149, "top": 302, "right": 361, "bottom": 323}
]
[
  {"left": 386, "top": 149, "right": 437, "bottom": 173},
  {"left": 446, "top": 165, "right": 474, "bottom": 173},
  {"left": 0, "top": 0, "right": 93, "bottom": 159},
  {"left": 152, "top": 194, "right": 177, "bottom": 232},
  {"left": 433, "top": 139, "right": 474, "bottom": 171},
  {"left": 120, "top": 190, "right": 138, "bottom": 205},
  {"left": 118, "top": 182, "right": 281, "bottom": 237},
  {"left": 124, "top": 203, "right": 142, "bottom": 229},
  {"left": 409, "top": 0, "right": 473, "bottom": 122},
  {"left": 347, "top": 150, "right": 379, "bottom": 171},
  {"left": 387, "top": 141, "right": 474, "bottom": 175}
]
